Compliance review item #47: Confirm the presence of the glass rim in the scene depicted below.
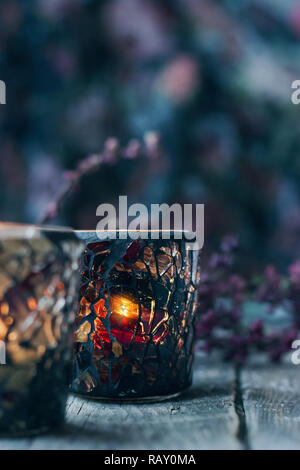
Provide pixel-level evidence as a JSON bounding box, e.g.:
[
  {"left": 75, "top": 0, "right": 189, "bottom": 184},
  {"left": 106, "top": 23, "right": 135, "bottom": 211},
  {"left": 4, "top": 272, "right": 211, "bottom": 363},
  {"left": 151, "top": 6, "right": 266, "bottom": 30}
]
[
  {"left": 0, "top": 224, "right": 201, "bottom": 246},
  {"left": 0, "top": 222, "right": 74, "bottom": 239},
  {"left": 74, "top": 229, "right": 200, "bottom": 244}
]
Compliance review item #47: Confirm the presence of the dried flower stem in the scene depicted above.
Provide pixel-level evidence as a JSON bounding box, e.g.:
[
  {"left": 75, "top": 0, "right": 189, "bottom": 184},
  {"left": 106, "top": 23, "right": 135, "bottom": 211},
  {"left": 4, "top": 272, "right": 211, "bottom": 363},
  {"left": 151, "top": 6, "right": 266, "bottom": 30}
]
[{"left": 39, "top": 133, "right": 161, "bottom": 225}]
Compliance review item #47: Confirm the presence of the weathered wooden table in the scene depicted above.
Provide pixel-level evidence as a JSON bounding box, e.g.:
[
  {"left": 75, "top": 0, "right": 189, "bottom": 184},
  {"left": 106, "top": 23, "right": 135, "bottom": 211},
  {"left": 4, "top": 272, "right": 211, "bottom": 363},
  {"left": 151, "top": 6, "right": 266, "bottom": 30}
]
[{"left": 1, "top": 355, "right": 300, "bottom": 450}]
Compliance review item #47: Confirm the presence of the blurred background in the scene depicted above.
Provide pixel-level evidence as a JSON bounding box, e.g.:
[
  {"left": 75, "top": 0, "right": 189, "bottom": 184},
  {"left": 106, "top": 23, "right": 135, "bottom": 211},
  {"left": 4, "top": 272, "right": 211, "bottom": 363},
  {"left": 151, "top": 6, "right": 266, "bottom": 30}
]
[{"left": 0, "top": 0, "right": 300, "bottom": 272}]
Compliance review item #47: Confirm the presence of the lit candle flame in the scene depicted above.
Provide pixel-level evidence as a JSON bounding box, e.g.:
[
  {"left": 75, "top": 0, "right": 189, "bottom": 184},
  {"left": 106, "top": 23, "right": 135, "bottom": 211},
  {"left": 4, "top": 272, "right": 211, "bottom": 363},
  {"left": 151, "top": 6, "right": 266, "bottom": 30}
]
[{"left": 110, "top": 293, "right": 139, "bottom": 320}]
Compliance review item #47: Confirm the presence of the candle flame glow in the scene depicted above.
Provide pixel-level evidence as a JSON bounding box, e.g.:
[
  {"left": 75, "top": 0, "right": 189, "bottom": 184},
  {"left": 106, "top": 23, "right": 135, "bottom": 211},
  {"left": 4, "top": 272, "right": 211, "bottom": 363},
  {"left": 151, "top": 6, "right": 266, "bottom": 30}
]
[{"left": 110, "top": 293, "right": 139, "bottom": 320}]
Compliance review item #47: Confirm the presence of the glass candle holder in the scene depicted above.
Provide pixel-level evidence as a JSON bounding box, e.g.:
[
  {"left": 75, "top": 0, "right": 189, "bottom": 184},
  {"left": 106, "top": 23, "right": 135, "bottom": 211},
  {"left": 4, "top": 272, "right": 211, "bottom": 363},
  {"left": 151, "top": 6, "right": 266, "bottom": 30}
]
[
  {"left": 0, "top": 223, "right": 83, "bottom": 436},
  {"left": 71, "top": 232, "right": 201, "bottom": 401}
]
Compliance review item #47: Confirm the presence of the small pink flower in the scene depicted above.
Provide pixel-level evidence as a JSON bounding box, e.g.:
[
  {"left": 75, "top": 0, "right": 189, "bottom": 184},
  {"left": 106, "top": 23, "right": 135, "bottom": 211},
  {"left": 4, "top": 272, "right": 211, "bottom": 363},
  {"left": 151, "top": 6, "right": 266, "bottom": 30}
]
[
  {"left": 289, "top": 260, "right": 300, "bottom": 287},
  {"left": 157, "top": 54, "right": 199, "bottom": 104},
  {"left": 290, "top": 3, "right": 300, "bottom": 37}
]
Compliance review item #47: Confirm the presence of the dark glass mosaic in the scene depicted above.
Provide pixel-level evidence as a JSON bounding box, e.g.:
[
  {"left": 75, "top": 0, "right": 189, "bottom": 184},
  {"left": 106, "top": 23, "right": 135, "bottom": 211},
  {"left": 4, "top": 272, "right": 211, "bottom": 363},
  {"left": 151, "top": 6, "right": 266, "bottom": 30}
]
[
  {"left": 71, "top": 233, "right": 201, "bottom": 400},
  {"left": 0, "top": 224, "right": 82, "bottom": 436}
]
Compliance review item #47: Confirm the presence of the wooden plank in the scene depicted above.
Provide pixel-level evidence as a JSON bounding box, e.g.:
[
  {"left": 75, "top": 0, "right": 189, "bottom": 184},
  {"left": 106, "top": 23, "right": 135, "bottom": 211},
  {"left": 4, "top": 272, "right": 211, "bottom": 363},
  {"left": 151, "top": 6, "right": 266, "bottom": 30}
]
[
  {"left": 0, "top": 357, "right": 241, "bottom": 450},
  {"left": 241, "top": 362, "right": 300, "bottom": 450}
]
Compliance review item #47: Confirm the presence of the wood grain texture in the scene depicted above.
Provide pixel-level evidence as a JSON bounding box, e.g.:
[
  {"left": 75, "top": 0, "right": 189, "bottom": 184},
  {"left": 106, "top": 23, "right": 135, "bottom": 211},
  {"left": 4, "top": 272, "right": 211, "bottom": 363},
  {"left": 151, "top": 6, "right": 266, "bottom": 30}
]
[
  {"left": 3, "top": 358, "right": 300, "bottom": 450},
  {"left": 241, "top": 362, "right": 300, "bottom": 450},
  {"left": 0, "top": 358, "right": 241, "bottom": 450}
]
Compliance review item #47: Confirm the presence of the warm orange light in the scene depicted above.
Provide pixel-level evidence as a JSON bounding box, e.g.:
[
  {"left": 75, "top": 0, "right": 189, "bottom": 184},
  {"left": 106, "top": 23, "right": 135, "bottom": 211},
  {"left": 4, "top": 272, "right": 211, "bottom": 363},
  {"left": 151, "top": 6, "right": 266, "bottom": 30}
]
[
  {"left": 8, "top": 332, "right": 17, "bottom": 341},
  {"left": 94, "top": 298, "right": 107, "bottom": 318},
  {"left": 0, "top": 302, "right": 9, "bottom": 315},
  {"left": 27, "top": 297, "right": 37, "bottom": 310},
  {"left": 91, "top": 291, "right": 168, "bottom": 349},
  {"left": 110, "top": 293, "right": 139, "bottom": 320}
]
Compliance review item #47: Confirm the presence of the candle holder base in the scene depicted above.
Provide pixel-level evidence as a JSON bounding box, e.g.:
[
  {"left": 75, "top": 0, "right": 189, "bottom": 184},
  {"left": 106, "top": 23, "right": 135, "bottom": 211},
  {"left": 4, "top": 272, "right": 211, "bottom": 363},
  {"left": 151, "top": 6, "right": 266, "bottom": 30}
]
[{"left": 71, "top": 389, "right": 186, "bottom": 404}]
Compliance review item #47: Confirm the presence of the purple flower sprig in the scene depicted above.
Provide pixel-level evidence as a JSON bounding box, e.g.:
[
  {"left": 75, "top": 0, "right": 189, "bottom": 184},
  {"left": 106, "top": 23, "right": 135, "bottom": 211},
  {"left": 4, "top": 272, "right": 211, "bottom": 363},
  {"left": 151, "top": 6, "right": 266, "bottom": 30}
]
[
  {"left": 196, "top": 236, "right": 300, "bottom": 364},
  {"left": 39, "top": 132, "right": 162, "bottom": 225}
]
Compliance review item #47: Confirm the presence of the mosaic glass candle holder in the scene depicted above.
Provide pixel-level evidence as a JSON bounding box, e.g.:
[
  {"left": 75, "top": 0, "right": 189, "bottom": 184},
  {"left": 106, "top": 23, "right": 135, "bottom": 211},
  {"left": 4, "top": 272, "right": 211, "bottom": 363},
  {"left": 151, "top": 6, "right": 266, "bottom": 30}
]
[
  {"left": 71, "top": 232, "right": 201, "bottom": 401},
  {"left": 0, "top": 223, "right": 83, "bottom": 436}
]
